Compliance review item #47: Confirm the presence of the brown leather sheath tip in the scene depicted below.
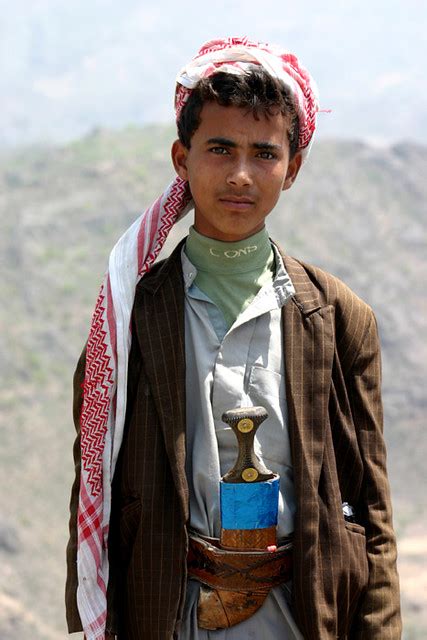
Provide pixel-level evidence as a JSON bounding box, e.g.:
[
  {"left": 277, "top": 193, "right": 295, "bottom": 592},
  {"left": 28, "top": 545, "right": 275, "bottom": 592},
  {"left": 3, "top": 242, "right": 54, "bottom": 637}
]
[
  {"left": 197, "top": 585, "right": 229, "bottom": 629},
  {"left": 197, "top": 585, "right": 267, "bottom": 630}
]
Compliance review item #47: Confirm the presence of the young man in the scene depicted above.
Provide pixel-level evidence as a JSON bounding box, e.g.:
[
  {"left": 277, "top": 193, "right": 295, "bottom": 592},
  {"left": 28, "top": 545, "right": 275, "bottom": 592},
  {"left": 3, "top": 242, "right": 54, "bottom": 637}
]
[{"left": 66, "top": 38, "right": 401, "bottom": 639}]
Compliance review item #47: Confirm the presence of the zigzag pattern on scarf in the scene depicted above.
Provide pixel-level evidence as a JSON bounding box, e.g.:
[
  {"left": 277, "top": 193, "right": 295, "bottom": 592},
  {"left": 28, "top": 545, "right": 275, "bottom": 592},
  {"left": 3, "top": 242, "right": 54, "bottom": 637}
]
[
  {"left": 139, "top": 178, "right": 191, "bottom": 276},
  {"left": 80, "top": 178, "right": 190, "bottom": 503},
  {"left": 81, "top": 290, "right": 114, "bottom": 497}
]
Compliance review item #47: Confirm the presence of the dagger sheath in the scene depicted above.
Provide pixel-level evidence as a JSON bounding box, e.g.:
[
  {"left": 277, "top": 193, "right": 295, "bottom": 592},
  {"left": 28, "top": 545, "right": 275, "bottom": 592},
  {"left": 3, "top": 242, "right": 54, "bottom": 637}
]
[{"left": 193, "top": 407, "right": 289, "bottom": 629}]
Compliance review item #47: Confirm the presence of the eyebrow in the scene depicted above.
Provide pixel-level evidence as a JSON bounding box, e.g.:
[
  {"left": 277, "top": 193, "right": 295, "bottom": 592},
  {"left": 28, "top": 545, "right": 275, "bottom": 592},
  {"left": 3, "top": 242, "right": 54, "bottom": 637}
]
[{"left": 206, "top": 137, "right": 282, "bottom": 151}]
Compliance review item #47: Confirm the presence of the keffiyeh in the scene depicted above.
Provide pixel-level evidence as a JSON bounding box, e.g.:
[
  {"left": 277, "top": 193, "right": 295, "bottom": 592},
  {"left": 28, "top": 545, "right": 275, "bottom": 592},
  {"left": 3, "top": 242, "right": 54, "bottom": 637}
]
[{"left": 76, "top": 36, "right": 319, "bottom": 640}]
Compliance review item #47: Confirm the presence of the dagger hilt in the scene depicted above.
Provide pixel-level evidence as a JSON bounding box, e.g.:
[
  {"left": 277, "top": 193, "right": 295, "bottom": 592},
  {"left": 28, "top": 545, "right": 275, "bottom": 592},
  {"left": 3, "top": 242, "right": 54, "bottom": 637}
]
[{"left": 221, "top": 406, "right": 276, "bottom": 483}]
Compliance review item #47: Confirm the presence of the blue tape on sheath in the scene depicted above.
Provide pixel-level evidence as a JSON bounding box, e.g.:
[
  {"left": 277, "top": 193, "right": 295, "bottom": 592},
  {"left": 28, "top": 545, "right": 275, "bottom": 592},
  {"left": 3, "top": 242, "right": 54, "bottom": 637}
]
[{"left": 220, "top": 477, "right": 280, "bottom": 530}]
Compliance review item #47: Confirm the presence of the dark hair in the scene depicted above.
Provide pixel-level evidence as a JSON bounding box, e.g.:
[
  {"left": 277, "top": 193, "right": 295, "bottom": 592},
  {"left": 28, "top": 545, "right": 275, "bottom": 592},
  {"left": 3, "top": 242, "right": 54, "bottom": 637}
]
[{"left": 177, "top": 67, "right": 300, "bottom": 158}]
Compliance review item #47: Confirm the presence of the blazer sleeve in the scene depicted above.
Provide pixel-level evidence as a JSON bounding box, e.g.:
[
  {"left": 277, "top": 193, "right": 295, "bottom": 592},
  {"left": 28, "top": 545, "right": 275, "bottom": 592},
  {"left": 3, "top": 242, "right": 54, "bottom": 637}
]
[
  {"left": 65, "top": 345, "right": 85, "bottom": 633},
  {"left": 65, "top": 327, "right": 142, "bottom": 635},
  {"left": 348, "top": 311, "right": 402, "bottom": 639}
]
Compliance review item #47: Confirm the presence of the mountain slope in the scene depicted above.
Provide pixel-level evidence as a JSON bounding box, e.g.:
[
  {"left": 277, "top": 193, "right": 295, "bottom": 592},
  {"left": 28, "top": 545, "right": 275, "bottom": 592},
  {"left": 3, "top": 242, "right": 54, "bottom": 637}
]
[{"left": 0, "top": 128, "right": 425, "bottom": 637}]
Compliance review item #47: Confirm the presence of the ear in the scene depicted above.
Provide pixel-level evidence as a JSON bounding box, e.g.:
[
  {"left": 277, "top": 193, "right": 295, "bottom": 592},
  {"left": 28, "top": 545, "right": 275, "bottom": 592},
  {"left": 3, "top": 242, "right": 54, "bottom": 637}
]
[
  {"left": 282, "top": 151, "right": 303, "bottom": 191},
  {"left": 171, "top": 139, "right": 189, "bottom": 180}
]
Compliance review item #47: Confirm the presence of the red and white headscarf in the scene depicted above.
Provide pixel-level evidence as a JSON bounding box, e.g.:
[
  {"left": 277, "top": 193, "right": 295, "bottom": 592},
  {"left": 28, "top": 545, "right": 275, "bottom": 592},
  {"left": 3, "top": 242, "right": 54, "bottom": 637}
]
[{"left": 76, "top": 36, "right": 319, "bottom": 640}]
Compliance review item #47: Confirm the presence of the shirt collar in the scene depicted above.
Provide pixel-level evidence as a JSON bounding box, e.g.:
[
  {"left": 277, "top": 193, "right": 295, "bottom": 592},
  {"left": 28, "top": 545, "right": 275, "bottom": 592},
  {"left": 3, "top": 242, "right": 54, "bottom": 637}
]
[
  {"left": 271, "top": 245, "right": 295, "bottom": 307},
  {"left": 181, "top": 248, "right": 198, "bottom": 292}
]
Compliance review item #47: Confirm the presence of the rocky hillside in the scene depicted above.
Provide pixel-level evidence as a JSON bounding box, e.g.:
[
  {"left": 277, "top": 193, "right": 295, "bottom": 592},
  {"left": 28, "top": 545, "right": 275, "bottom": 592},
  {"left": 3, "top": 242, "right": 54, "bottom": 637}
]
[{"left": 0, "top": 127, "right": 425, "bottom": 638}]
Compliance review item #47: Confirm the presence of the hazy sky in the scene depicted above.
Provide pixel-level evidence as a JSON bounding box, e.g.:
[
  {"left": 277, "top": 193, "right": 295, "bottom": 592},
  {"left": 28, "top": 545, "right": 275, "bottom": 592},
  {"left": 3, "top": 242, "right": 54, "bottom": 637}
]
[{"left": 1, "top": 0, "right": 425, "bottom": 146}]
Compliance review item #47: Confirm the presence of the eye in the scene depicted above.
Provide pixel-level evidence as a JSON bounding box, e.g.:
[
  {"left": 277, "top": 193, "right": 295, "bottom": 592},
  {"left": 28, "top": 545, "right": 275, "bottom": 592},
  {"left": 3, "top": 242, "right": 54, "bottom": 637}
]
[
  {"left": 257, "top": 151, "right": 276, "bottom": 160},
  {"left": 209, "top": 146, "right": 229, "bottom": 155}
]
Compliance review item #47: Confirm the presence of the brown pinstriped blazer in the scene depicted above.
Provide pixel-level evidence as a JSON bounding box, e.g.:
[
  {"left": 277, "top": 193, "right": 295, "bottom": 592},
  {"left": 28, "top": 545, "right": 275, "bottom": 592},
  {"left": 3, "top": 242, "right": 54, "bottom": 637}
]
[{"left": 66, "top": 240, "right": 401, "bottom": 639}]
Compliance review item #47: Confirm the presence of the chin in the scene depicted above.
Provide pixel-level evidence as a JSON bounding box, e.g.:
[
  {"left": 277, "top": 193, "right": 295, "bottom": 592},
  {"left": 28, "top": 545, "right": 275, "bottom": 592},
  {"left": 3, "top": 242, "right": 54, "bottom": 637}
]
[{"left": 218, "top": 228, "right": 261, "bottom": 242}]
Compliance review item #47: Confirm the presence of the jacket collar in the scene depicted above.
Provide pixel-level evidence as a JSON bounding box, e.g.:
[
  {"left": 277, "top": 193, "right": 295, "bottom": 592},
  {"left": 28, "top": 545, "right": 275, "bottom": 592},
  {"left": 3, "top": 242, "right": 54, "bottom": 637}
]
[
  {"left": 274, "top": 243, "right": 323, "bottom": 315},
  {"left": 134, "top": 239, "right": 189, "bottom": 522},
  {"left": 138, "top": 238, "right": 186, "bottom": 295}
]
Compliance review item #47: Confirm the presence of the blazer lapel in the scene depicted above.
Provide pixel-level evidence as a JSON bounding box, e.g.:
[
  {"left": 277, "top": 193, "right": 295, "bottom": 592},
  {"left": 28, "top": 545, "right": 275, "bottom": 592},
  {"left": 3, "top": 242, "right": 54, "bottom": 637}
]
[
  {"left": 281, "top": 254, "right": 335, "bottom": 521},
  {"left": 135, "top": 240, "right": 189, "bottom": 522}
]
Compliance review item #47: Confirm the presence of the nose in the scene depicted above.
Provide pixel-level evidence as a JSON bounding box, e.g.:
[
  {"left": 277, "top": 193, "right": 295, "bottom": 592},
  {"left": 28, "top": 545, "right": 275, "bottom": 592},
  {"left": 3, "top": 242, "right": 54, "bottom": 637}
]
[{"left": 226, "top": 158, "right": 253, "bottom": 188}]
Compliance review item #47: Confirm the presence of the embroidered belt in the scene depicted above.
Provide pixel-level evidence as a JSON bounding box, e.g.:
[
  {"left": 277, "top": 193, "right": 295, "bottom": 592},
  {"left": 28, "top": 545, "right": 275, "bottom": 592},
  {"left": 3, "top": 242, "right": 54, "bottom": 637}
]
[{"left": 187, "top": 531, "right": 293, "bottom": 629}]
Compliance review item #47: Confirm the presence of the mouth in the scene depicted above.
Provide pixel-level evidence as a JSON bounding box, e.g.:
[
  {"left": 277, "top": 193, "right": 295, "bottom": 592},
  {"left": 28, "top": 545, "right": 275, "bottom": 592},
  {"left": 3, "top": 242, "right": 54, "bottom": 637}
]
[{"left": 219, "top": 196, "right": 255, "bottom": 210}]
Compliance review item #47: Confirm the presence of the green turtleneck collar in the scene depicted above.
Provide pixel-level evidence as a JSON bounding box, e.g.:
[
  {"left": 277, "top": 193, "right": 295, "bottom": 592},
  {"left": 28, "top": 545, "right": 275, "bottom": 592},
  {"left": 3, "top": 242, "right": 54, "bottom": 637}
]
[
  {"left": 184, "top": 226, "right": 275, "bottom": 331},
  {"left": 185, "top": 226, "right": 273, "bottom": 275}
]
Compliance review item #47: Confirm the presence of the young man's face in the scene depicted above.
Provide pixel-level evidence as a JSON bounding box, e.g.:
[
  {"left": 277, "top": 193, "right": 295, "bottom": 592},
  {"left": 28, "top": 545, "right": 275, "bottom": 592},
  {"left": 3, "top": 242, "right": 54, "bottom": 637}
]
[{"left": 172, "top": 101, "right": 302, "bottom": 242}]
